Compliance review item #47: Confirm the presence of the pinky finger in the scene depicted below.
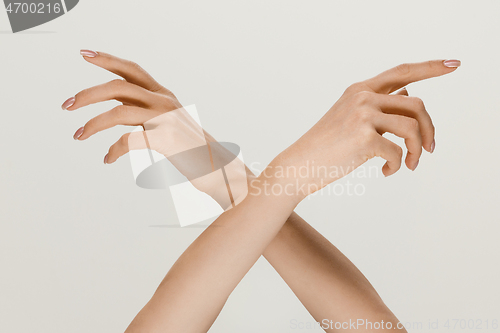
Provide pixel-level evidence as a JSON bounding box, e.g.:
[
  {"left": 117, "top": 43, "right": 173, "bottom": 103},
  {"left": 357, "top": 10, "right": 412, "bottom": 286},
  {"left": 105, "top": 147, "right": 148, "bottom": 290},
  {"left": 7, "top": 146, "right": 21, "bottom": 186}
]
[
  {"left": 104, "top": 131, "right": 151, "bottom": 164},
  {"left": 375, "top": 136, "right": 404, "bottom": 177}
]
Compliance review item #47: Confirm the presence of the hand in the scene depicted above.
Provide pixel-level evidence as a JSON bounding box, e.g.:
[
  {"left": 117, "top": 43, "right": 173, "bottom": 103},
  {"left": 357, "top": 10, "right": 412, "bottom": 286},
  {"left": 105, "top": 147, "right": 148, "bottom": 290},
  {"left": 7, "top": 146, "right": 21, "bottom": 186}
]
[
  {"left": 267, "top": 59, "right": 461, "bottom": 199},
  {"left": 63, "top": 51, "right": 187, "bottom": 159},
  {"left": 64, "top": 51, "right": 248, "bottom": 209}
]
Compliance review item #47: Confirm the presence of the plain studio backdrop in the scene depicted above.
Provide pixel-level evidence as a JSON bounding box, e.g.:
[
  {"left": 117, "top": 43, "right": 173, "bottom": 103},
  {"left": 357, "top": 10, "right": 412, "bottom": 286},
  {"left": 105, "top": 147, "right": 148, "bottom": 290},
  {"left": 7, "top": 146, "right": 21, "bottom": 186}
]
[{"left": 1, "top": 1, "right": 499, "bottom": 332}]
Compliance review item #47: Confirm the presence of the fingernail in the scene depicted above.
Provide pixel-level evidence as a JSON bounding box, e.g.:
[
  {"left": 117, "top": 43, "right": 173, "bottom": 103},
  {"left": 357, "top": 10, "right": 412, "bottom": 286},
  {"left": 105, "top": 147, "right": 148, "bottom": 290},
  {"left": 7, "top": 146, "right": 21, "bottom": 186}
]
[
  {"left": 430, "top": 140, "right": 436, "bottom": 153},
  {"left": 412, "top": 160, "right": 419, "bottom": 171},
  {"left": 443, "top": 59, "right": 461, "bottom": 68},
  {"left": 61, "top": 97, "right": 75, "bottom": 110},
  {"left": 73, "top": 127, "right": 84, "bottom": 140},
  {"left": 80, "top": 49, "right": 98, "bottom": 58},
  {"left": 104, "top": 154, "right": 109, "bottom": 164}
]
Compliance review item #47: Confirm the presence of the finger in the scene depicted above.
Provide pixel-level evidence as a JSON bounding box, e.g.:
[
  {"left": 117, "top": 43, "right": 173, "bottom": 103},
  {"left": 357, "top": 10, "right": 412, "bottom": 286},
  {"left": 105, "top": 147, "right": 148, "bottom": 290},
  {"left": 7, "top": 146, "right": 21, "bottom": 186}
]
[
  {"left": 374, "top": 136, "right": 404, "bottom": 177},
  {"left": 364, "top": 59, "right": 461, "bottom": 94},
  {"left": 374, "top": 114, "right": 422, "bottom": 171},
  {"left": 105, "top": 131, "right": 152, "bottom": 164},
  {"left": 75, "top": 105, "right": 160, "bottom": 141},
  {"left": 66, "top": 79, "right": 165, "bottom": 111},
  {"left": 370, "top": 93, "right": 435, "bottom": 152},
  {"left": 80, "top": 50, "right": 172, "bottom": 95}
]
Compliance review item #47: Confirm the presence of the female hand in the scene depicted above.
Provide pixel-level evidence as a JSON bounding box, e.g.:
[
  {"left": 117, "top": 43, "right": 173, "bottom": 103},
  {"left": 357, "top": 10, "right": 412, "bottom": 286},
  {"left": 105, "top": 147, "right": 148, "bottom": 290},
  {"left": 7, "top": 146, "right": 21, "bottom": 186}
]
[
  {"left": 265, "top": 59, "right": 461, "bottom": 200},
  {"left": 64, "top": 50, "right": 248, "bottom": 209},
  {"left": 64, "top": 50, "right": 193, "bottom": 159}
]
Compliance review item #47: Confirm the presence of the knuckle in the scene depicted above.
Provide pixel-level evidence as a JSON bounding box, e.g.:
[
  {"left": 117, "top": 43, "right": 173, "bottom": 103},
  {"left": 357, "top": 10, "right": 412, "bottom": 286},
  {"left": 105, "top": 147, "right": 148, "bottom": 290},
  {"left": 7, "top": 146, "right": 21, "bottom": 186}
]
[
  {"left": 424, "top": 60, "right": 435, "bottom": 70},
  {"left": 352, "top": 90, "right": 373, "bottom": 105},
  {"left": 405, "top": 119, "right": 421, "bottom": 140},
  {"left": 151, "top": 82, "right": 166, "bottom": 94},
  {"left": 159, "top": 95, "right": 176, "bottom": 110},
  {"left": 110, "top": 78, "right": 125, "bottom": 88},
  {"left": 407, "top": 117, "right": 420, "bottom": 131},
  {"left": 345, "top": 81, "right": 365, "bottom": 94},
  {"left": 395, "top": 63, "right": 412, "bottom": 77},
  {"left": 354, "top": 108, "right": 373, "bottom": 123},
  {"left": 359, "top": 127, "right": 376, "bottom": 145},
  {"left": 409, "top": 96, "right": 425, "bottom": 109},
  {"left": 127, "top": 60, "right": 143, "bottom": 71},
  {"left": 111, "top": 105, "right": 129, "bottom": 119},
  {"left": 161, "top": 87, "right": 176, "bottom": 97}
]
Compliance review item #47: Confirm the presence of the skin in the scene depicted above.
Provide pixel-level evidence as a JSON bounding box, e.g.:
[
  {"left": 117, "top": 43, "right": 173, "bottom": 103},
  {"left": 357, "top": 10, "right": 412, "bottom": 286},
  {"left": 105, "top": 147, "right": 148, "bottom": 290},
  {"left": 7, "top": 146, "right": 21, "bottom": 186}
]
[{"left": 65, "top": 52, "right": 459, "bottom": 332}]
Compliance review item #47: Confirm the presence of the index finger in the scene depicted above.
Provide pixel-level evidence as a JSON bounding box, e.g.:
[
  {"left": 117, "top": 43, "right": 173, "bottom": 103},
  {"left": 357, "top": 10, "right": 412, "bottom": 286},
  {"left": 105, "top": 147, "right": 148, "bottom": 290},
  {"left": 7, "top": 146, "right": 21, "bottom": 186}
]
[
  {"left": 79, "top": 50, "right": 172, "bottom": 95},
  {"left": 364, "top": 59, "right": 461, "bottom": 94}
]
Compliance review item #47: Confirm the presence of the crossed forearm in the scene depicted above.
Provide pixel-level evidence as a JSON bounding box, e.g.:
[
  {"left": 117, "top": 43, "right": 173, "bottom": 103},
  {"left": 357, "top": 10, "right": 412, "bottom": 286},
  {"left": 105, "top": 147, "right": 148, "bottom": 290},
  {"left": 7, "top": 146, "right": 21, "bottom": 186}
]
[{"left": 125, "top": 171, "right": 300, "bottom": 333}]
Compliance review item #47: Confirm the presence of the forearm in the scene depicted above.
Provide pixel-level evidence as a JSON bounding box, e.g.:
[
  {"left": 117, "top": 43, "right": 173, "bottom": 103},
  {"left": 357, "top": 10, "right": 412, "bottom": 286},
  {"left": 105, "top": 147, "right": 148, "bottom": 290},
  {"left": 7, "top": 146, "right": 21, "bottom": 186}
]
[
  {"left": 196, "top": 132, "right": 406, "bottom": 331},
  {"left": 263, "top": 212, "right": 407, "bottom": 332},
  {"left": 125, "top": 171, "right": 299, "bottom": 333}
]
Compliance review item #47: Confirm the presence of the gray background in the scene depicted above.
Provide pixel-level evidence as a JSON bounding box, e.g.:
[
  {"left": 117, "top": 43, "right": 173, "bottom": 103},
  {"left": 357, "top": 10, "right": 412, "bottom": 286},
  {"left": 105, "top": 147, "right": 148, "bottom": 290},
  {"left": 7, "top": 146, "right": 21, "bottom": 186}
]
[{"left": 1, "top": 0, "right": 499, "bottom": 332}]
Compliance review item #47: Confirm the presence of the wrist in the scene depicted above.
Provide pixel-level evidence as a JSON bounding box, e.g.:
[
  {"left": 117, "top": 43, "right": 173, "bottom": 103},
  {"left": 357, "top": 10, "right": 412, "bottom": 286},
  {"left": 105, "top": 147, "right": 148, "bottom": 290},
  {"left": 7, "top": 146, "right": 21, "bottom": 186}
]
[{"left": 249, "top": 159, "right": 307, "bottom": 206}]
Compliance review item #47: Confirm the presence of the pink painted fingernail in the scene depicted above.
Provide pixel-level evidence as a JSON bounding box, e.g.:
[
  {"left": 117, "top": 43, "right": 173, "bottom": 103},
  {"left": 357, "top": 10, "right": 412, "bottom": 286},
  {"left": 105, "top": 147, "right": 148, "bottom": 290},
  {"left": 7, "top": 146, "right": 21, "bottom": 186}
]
[
  {"left": 430, "top": 140, "right": 436, "bottom": 153},
  {"left": 443, "top": 59, "right": 461, "bottom": 68},
  {"left": 73, "top": 127, "right": 84, "bottom": 140},
  {"left": 61, "top": 97, "right": 75, "bottom": 110},
  {"left": 104, "top": 154, "right": 109, "bottom": 164},
  {"left": 80, "top": 49, "right": 98, "bottom": 58}
]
